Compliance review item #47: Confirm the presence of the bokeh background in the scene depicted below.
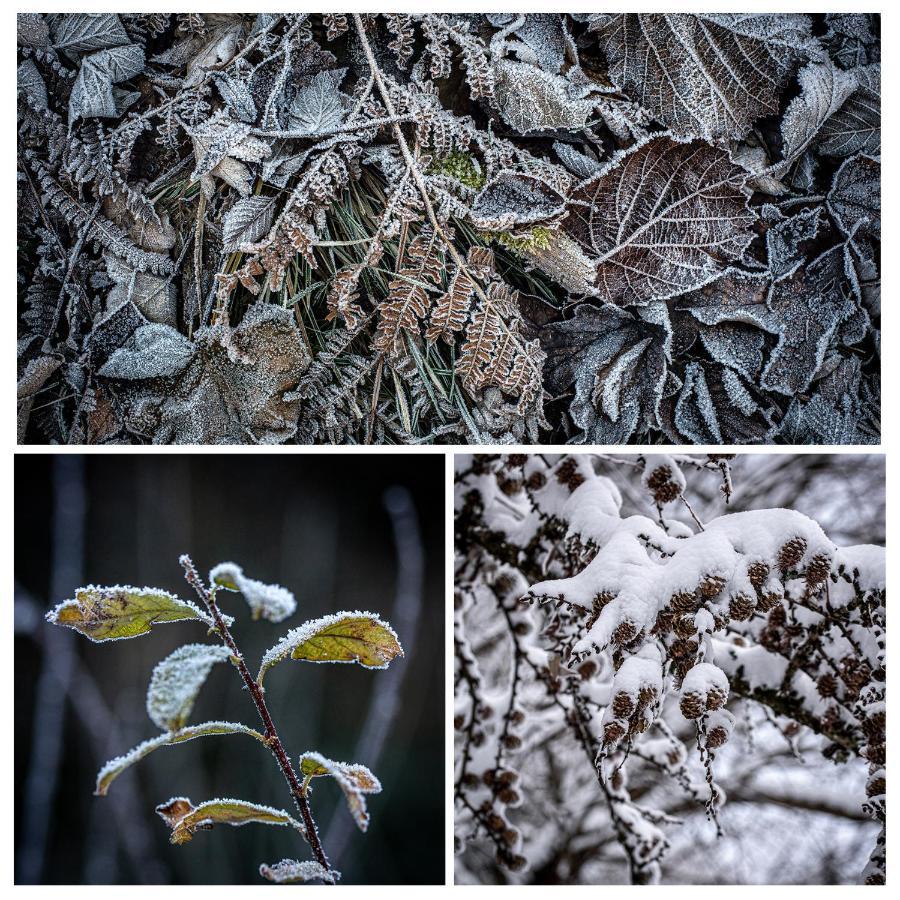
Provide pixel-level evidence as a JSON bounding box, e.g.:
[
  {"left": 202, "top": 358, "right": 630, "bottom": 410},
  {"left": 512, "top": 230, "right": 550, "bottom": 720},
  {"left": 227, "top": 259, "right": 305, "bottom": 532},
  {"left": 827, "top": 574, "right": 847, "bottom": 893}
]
[{"left": 15, "top": 454, "right": 444, "bottom": 885}]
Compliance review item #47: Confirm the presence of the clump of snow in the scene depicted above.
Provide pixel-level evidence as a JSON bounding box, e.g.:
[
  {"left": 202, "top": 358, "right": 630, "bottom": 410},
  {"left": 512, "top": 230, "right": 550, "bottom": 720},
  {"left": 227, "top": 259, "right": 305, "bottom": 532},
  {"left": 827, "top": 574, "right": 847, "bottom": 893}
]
[
  {"left": 209, "top": 562, "right": 296, "bottom": 623},
  {"left": 682, "top": 662, "right": 729, "bottom": 701}
]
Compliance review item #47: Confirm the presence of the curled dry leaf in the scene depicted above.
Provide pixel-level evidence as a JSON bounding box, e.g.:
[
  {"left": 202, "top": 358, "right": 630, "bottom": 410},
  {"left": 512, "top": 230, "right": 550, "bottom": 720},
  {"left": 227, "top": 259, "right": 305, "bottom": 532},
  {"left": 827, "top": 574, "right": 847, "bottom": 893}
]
[{"left": 155, "top": 796, "right": 302, "bottom": 844}]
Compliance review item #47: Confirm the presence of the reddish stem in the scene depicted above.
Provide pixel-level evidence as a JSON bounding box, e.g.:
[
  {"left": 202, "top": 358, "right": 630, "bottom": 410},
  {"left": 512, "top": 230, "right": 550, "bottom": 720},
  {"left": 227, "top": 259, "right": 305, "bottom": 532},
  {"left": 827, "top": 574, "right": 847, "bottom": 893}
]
[{"left": 179, "top": 555, "right": 331, "bottom": 875}]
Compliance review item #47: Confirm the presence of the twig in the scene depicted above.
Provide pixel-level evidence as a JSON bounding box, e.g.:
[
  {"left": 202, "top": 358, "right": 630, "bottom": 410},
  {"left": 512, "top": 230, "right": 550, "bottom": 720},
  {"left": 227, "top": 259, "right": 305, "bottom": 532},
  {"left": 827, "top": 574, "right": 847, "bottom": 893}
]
[{"left": 178, "top": 555, "right": 333, "bottom": 877}]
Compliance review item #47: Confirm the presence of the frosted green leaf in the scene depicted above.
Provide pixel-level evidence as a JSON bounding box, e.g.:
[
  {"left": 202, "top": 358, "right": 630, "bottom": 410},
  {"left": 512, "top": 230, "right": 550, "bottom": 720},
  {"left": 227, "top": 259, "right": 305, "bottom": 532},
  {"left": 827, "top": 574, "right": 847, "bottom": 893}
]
[
  {"left": 298, "top": 751, "right": 382, "bottom": 832},
  {"left": 258, "top": 611, "right": 403, "bottom": 685},
  {"left": 155, "top": 796, "right": 302, "bottom": 845},
  {"left": 96, "top": 721, "right": 267, "bottom": 796},
  {"left": 46, "top": 586, "right": 214, "bottom": 642},
  {"left": 260, "top": 859, "right": 340, "bottom": 884},
  {"left": 209, "top": 561, "right": 296, "bottom": 623},
  {"left": 146, "top": 643, "right": 234, "bottom": 731}
]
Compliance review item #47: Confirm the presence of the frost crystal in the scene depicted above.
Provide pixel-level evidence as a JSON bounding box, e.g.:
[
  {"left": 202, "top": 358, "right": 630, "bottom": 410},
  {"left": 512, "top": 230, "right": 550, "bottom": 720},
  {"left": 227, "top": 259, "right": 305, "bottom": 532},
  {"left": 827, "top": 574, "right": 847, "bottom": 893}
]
[{"left": 260, "top": 859, "right": 340, "bottom": 884}]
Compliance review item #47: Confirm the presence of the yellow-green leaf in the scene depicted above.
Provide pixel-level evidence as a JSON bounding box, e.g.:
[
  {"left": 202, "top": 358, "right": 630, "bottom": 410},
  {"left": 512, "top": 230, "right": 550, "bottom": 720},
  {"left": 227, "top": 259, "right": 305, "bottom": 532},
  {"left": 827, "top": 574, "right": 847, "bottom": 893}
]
[
  {"left": 298, "top": 751, "right": 382, "bottom": 832},
  {"left": 155, "top": 796, "right": 303, "bottom": 845},
  {"left": 46, "top": 586, "right": 212, "bottom": 642},
  {"left": 95, "top": 721, "right": 267, "bottom": 796},
  {"left": 258, "top": 611, "right": 403, "bottom": 685}
]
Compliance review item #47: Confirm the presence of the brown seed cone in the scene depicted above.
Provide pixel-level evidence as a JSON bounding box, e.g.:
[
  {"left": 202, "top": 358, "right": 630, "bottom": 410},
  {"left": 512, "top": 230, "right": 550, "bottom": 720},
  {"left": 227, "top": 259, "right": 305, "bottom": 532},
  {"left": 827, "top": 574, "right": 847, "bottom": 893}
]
[
  {"left": 867, "top": 777, "right": 886, "bottom": 798},
  {"left": 706, "top": 687, "right": 727, "bottom": 710},
  {"left": 747, "top": 561, "right": 770, "bottom": 588},
  {"left": 526, "top": 471, "right": 546, "bottom": 490},
  {"left": 671, "top": 636, "right": 699, "bottom": 659},
  {"left": 592, "top": 591, "right": 616, "bottom": 614},
  {"left": 578, "top": 659, "right": 598, "bottom": 680},
  {"left": 638, "top": 685, "right": 659, "bottom": 708},
  {"left": 506, "top": 454, "right": 528, "bottom": 468},
  {"left": 487, "top": 813, "right": 505, "bottom": 832},
  {"left": 728, "top": 593, "right": 756, "bottom": 621},
  {"left": 555, "top": 458, "right": 585, "bottom": 492},
  {"left": 612, "top": 691, "right": 635, "bottom": 718},
  {"left": 603, "top": 720, "right": 626, "bottom": 744},
  {"left": 505, "top": 854, "right": 527, "bottom": 872},
  {"left": 768, "top": 604, "right": 787, "bottom": 627},
  {"left": 612, "top": 618, "right": 639, "bottom": 645},
  {"left": 778, "top": 536, "right": 808, "bottom": 570},
  {"left": 680, "top": 691, "right": 704, "bottom": 719},
  {"left": 706, "top": 726, "right": 730, "bottom": 749},
  {"left": 497, "top": 476, "right": 523, "bottom": 496},
  {"left": 502, "top": 827, "right": 519, "bottom": 847},
  {"left": 817, "top": 673, "right": 838, "bottom": 698},
  {"left": 498, "top": 787, "right": 519, "bottom": 805},
  {"left": 700, "top": 574, "right": 727, "bottom": 599},
  {"left": 671, "top": 590, "right": 699, "bottom": 613},
  {"left": 674, "top": 614, "right": 697, "bottom": 638},
  {"left": 646, "top": 465, "right": 681, "bottom": 504},
  {"left": 755, "top": 591, "right": 782, "bottom": 613},
  {"left": 821, "top": 705, "right": 841, "bottom": 732},
  {"left": 653, "top": 607, "right": 675, "bottom": 634},
  {"left": 805, "top": 553, "right": 832, "bottom": 586}
]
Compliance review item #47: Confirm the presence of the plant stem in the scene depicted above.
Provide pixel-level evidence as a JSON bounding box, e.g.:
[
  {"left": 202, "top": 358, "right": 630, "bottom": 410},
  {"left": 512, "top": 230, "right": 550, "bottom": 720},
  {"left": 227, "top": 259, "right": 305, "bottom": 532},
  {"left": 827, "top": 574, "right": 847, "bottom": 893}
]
[{"left": 179, "top": 555, "right": 332, "bottom": 875}]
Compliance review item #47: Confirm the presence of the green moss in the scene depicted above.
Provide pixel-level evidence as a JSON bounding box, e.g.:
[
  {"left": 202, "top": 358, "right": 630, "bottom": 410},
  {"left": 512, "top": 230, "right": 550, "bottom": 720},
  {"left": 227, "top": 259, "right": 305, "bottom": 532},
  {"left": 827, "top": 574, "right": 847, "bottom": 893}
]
[
  {"left": 427, "top": 151, "right": 485, "bottom": 190},
  {"left": 490, "top": 226, "right": 555, "bottom": 255}
]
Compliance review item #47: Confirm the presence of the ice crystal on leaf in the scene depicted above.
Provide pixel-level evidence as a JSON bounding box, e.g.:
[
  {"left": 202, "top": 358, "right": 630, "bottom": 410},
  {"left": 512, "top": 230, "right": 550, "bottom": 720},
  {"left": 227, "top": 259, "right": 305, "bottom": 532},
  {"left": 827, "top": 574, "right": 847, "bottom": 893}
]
[
  {"left": 299, "top": 751, "right": 382, "bottom": 832},
  {"left": 260, "top": 859, "right": 340, "bottom": 884}
]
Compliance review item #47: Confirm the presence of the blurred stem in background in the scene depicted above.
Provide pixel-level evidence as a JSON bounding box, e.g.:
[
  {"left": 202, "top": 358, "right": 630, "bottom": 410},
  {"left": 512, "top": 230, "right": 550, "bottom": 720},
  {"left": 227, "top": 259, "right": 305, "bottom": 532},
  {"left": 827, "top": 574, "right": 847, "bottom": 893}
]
[
  {"left": 323, "top": 486, "right": 425, "bottom": 865},
  {"left": 18, "top": 457, "right": 85, "bottom": 883}
]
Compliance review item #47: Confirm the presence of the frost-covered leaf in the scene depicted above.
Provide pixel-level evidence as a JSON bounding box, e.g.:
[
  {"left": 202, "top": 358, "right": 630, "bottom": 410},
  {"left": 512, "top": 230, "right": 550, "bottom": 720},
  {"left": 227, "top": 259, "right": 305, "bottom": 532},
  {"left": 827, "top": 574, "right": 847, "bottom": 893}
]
[
  {"left": 189, "top": 112, "right": 271, "bottom": 189},
  {"left": 298, "top": 751, "right": 382, "bottom": 831},
  {"left": 542, "top": 303, "right": 670, "bottom": 443},
  {"left": 104, "top": 253, "right": 177, "bottom": 326},
  {"left": 69, "top": 44, "right": 145, "bottom": 124},
  {"left": 18, "top": 13, "right": 50, "bottom": 49},
  {"left": 212, "top": 72, "right": 257, "bottom": 124},
  {"left": 591, "top": 14, "right": 811, "bottom": 141},
  {"left": 46, "top": 586, "right": 212, "bottom": 642},
  {"left": 50, "top": 13, "right": 128, "bottom": 54},
  {"left": 147, "top": 643, "right": 233, "bottom": 731},
  {"left": 469, "top": 172, "right": 566, "bottom": 231},
  {"left": 781, "top": 61, "right": 857, "bottom": 161},
  {"left": 493, "top": 59, "right": 595, "bottom": 134},
  {"left": 258, "top": 612, "right": 403, "bottom": 685},
  {"left": 565, "top": 136, "right": 755, "bottom": 305},
  {"left": 488, "top": 13, "right": 566, "bottom": 73},
  {"left": 669, "top": 362, "right": 768, "bottom": 445},
  {"left": 96, "top": 721, "right": 267, "bottom": 796},
  {"left": 155, "top": 797, "right": 301, "bottom": 845},
  {"left": 827, "top": 154, "right": 880, "bottom": 244},
  {"left": 209, "top": 561, "right": 296, "bottom": 623},
  {"left": 764, "top": 206, "right": 827, "bottom": 281},
  {"left": 286, "top": 69, "right": 346, "bottom": 135},
  {"left": 17, "top": 59, "right": 48, "bottom": 110},
  {"left": 99, "top": 323, "right": 195, "bottom": 380},
  {"left": 818, "top": 64, "right": 880, "bottom": 158},
  {"left": 222, "top": 196, "right": 277, "bottom": 252},
  {"left": 103, "top": 303, "right": 310, "bottom": 444},
  {"left": 260, "top": 859, "right": 340, "bottom": 884}
]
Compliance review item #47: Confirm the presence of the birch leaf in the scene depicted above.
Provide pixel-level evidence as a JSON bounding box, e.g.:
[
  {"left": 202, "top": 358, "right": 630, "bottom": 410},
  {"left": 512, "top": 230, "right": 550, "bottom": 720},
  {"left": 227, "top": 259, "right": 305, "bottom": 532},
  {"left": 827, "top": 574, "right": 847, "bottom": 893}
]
[
  {"left": 286, "top": 69, "right": 346, "bottom": 135},
  {"left": 818, "top": 64, "right": 880, "bottom": 157},
  {"left": 96, "top": 721, "right": 267, "bottom": 796},
  {"left": 565, "top": 136, "right": 755, "bottom": 305},
  {"left": 46, "top": 586, "right": 213, "bottom": 641},
  {"left": 146, "top": 643, "right": 234, "bottom": 731},
  {"left": 298, "top": 751, "right": 382, "bottom": 831},
  {"left": 258, "top": 612, "right": 403, "bottom": 685},
  {"left": 156, "top": 797, "right": 301, "bottom": 845}
]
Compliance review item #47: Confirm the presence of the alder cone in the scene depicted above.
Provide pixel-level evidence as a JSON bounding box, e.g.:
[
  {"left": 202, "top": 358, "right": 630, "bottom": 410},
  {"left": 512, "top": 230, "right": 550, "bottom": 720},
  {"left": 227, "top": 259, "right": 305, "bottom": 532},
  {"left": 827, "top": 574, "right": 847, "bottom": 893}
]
[
  {"left": 706, "top": 725, "right": 730, "bottom": 749},
  {"left": 867, "top": 777, "right": 886, "bottom": 798},
  {"left": 778, "top": 536, "right": 807, "bottom": 570},
  {"left": 817, "top": 673, "right": 838, "bottom": 698},
  {"left": 604, "top": 720, "right": 626, "bottom": 743},
  {"left": 706, "top": 687, "right": 727, "bottom": 710},
  {"left": 555, "top": 458, "right": 585, "bottom": 492},
  {"left": 805, "top": 553, "right": 832, "bottom": 586},
  {"left": 756, "top": 590, "right": 782, "bottom": 613},
  {"left": 728, "top": 593, "right": 755, "bottom": 621},
  {"left": 612, "top": 691, "right": 635, "bottom": 718},
  {"left": 671, "top": 590, "right": 698, "bottom": 613},
  {"left": 699, "top": 574, "right": 726, "bottom": 598},
  {"left": 680, "top": 691, "right": 704, "bottom": 719},
  {"left": 646, "top": 464, "right": 681, "bottom": 503},
  {"left": 747, "top": 560, "right": 770, "bottom": 588},
  {"left": 674, "top": 614, "right": 697, "bottom": 638}
]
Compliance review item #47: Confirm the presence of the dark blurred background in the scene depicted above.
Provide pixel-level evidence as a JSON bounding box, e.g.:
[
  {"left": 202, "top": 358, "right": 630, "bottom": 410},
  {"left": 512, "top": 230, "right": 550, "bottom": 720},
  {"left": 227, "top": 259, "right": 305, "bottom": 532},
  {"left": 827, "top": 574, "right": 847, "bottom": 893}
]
[{"left": 15, "top": 454, "right": 444, "bottom": 885}]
